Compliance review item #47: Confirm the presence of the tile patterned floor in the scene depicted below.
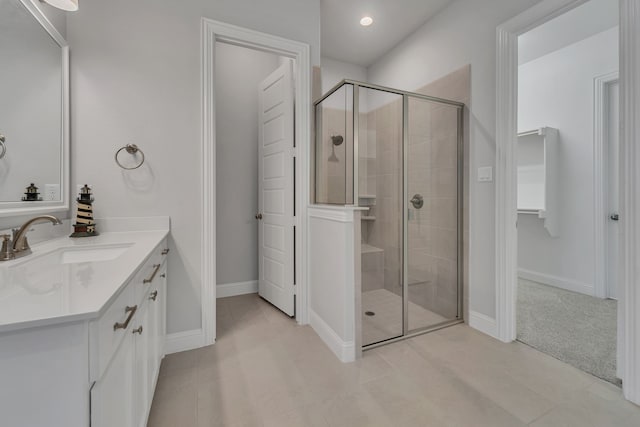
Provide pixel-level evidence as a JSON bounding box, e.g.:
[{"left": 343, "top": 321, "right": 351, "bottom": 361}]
[
  {"left": 362, "top": 289, "right": 448, "bottom": 346},
  {"left": 148, "top": 293, "right": 640, "bottom": 427}
]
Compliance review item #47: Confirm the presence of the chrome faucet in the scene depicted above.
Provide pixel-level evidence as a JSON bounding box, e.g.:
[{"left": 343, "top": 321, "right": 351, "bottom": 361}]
[{"left": 8, "top": 215, "right": 63, "bottom": 260}]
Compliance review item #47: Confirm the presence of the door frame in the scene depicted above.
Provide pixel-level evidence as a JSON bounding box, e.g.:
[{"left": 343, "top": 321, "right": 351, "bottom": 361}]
[
  {"left": 594, "top": 71, "right": 619, "bottom": 299},
  {"left": 201, "top": 18, "right": 311, "bottom": 345},
  {"left": 495, "top": 0, "right": 640, "bottom": 404}
]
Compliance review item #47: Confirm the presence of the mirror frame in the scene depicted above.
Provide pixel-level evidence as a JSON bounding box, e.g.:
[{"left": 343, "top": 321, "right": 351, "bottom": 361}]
[{"left": 0, "top": 0, "right": 69, "bottom": 218}]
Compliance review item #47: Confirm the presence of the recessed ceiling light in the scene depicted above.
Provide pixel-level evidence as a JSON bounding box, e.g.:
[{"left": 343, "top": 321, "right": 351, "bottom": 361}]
[{"left": 360, "top": 16, "right": 373, "bottom": 27}]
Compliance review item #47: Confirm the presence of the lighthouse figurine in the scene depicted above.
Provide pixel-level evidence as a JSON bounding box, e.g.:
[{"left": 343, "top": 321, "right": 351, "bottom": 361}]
[
  {"left": 22, "top": 183, "right": 42, "bottom": 201},
  {"left": 70, "top": 184, "right": 98, "bottom": 238}
]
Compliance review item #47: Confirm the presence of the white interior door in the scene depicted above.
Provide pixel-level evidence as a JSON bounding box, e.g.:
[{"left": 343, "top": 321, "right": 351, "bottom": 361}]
[
  {"left": 606, "top": 81, "right": 620, "bottom": 300},
  {"left": 257, "top": 61, "right": 295, "bottom": 316}
]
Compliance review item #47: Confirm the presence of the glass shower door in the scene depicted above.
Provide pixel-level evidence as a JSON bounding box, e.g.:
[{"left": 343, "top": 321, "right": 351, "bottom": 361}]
[
  {"left": 359, "top": 87, "right": 404, "bottom": 346},
  {"left": 405, "top": 96, "right": 461, "bottom": 331}
]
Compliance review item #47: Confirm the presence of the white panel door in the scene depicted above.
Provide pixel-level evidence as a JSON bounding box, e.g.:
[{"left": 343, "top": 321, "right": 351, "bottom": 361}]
[{"left": 258, "top": 61, "right": 295, "bottom": 316}]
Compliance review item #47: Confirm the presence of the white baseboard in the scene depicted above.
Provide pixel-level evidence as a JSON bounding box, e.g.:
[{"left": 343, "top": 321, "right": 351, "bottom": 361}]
[
  {"left": 518, "top": 269, "right": 594, "bottom": 296},
  {"left": 164, "top": 328, "right": 206, "bottom": 354},
  {"left": 217, "top": 280, "right": 258, "bottom": 298},
  {"left": 469, "top": 311, "right": 498, "bottom": 339},
  {"left": 309, "top": 309, "right": 355, "bottom": 363}
]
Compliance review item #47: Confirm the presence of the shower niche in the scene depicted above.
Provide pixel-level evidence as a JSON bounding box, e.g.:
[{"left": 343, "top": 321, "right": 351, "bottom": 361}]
[{"left": 314, "top": 80, "right": 464, "bottom": 348}]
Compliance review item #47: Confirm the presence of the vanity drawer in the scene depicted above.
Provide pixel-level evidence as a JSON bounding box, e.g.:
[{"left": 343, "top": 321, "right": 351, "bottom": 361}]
[
  {"left": 93, "top": 281, "right": 136, "bottom": 381},
  {"left": 134, "top": 239, "right": 168, "bottom": 302}
]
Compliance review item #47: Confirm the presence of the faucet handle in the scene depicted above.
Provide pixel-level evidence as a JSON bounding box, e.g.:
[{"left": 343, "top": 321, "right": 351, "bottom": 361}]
[{"left": 0, "top": 234, "right": 14, "bottom": 261}]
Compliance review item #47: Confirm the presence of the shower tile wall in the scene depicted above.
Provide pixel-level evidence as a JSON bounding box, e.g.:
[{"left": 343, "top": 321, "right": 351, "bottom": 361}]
[
  {"left": 359, "top": 109, "right": 386, "bottom": 293},
  {"left": 359, "top": 65, "right": 470, "bottom": 328},
  {"left": 407, "top": 98, "right": 459, "bottom": 320},
  {"left": 414, "top": 66, "right": 470, "bottom": 320},
  {"left": 363, "top": 97, "right": 403, "bottom": 299},
  {"left": 316, "top": 86, "right": 353, "bottom": 205}
]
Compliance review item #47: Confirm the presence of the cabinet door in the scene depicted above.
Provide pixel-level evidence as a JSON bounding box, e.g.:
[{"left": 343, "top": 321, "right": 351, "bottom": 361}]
[
  {"left": 132, "top": 301, "right": 149, "bottom": 427},
  {"left": 147, "top": 264, "right": 166, "bottom": 402},
  {"left": 91, "top": 333, "right": 134, "bottom": 427}
]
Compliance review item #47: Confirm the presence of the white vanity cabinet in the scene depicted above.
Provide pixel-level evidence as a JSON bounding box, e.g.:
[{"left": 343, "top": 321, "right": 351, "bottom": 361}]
[
  {"left": 91, "top": 242, "right": 168, "bottom": 427},
  {"left": 0, "top": 229, "right": 169, "bottom": 427},
  {"left": 91, "top": 324, "right": 135, "bottom": 427}
]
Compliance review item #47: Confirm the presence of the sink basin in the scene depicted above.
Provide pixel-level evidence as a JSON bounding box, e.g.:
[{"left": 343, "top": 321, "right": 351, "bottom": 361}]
[
  {"left": 8, "top": 243, "right": 134, "bottom": 269},
  {"left": 59, "top": 244, "right": 132, "bottom": 264}
]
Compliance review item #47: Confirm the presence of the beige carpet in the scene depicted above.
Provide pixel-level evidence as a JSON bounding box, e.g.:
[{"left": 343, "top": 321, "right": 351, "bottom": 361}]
[{"left": 516, "top": 279, "right": 619, "bottom": 385}]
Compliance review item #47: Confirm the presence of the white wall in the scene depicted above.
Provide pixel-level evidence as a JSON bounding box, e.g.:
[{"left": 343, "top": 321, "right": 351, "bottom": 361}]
[
  {"left": 320, "top": 56, "right": 367, "bottom": 93},
  {"left": 517, "top": 27, "right": 619, "bottom": 295},
  {"left": 367, "top": 0, "right": 539, "bottom": 319},
  {"left": 215, "top": 43, "right": 279, "bottom": 286},
  {"left": 66, "top": 0, "right": 320, "bottom": 335},
  {"left": 518, "top": 0, "right": 618, "bottom": 65},
  {"left": 37, "top": 1, "right": 67, "bottom": 38}
]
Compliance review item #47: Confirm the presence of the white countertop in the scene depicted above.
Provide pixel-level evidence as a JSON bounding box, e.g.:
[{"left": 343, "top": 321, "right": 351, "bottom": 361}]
[{"left": 0, "top": 227, "right": 169, "bottom": 334}]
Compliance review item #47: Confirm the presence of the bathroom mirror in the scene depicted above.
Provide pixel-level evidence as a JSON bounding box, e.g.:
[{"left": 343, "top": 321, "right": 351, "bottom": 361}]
[{"left": 0, "top": 0, "right": 69, "bottom": 217}]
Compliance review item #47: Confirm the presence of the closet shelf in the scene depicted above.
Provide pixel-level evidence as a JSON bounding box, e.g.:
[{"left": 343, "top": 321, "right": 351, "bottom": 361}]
[{"left": 516, "top": 126, "right": 559, "bottom": 236}]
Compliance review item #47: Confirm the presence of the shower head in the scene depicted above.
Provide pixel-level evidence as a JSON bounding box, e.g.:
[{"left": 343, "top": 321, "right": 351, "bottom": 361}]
[{"left": 328, "top": 135, "right": 343, "bottom": 162}]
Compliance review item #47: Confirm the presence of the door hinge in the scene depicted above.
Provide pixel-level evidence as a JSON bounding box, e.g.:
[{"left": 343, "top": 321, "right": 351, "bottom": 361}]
[{"left": 288, "top": 147, "right": 298, "bottom": 157}]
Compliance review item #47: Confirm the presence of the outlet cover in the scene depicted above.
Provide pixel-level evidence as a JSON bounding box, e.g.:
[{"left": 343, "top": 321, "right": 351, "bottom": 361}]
[{"left": 44, "top": 184, "right": 60, "bottom": 201}]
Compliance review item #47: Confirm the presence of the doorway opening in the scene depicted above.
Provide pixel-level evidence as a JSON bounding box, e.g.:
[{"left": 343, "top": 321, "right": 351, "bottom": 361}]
[
  {"left": 514, "top": 0, "right": 620, "bottom": 384},
  {"left": 214, "top": 42, "right": 297, "bottom": 332},
  {"left": 201, "top": 19, "right": 311, "bottom": 347}
]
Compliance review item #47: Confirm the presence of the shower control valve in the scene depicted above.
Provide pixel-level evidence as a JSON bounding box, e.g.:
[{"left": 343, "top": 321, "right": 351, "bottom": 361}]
[{"left": 410, "top": 194, "right": 424, "bottom": 209}]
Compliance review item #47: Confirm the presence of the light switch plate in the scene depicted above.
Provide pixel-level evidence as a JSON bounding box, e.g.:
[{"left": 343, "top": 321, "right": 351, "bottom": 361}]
[{"left": 478, "top": 166, "right": 493, "bottom": 182}]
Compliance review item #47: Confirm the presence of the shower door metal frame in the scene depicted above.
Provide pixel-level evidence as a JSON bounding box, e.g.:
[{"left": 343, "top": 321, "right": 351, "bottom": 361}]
[
  {"left": 400, "top": 92, "right": 465, "bottom": 341},
  {"left": 314, "top": 80, "right": 466, "bottom": 348}
]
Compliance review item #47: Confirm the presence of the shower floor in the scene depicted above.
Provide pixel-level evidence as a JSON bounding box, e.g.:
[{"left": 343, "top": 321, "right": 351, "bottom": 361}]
[{"left": 362, "top": 288, "right": 448, "bottom": 346}]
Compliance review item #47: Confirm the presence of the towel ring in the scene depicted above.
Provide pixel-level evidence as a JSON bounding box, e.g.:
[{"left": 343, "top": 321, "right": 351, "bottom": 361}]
[
  {"left": 0, "top": 134, "right": 6, "bottom": 159},
  {"left": 115, "top": 144, "right": 145, "bottom": 170}
]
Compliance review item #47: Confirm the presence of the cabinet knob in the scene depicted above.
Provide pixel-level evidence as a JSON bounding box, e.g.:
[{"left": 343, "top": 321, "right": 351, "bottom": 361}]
[
  {"left": 161, "top": 248, "right": 170, "bottom": 255},
  {"left": 132, "top": 326, "right": 143, "bottom": 335},
  {"left": 149, "top": 290, "right": 158, "bottom": 301},
  {"left": 160, "top": 273, "right": 166, "bottom": 278}
]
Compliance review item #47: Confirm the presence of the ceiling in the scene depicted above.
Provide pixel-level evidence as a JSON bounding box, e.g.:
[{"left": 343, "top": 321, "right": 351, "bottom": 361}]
[{"left": 321, "top": 0, "right": 455, "bottom": 67}]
